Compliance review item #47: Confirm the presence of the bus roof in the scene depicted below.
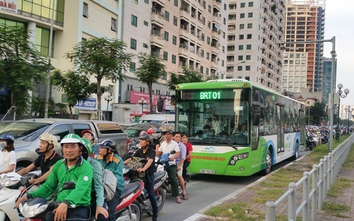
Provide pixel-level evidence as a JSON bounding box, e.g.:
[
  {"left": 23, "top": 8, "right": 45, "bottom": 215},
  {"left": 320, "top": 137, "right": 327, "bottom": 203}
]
[{"left": 176, "top": 79, "right": 304, "bottom": 105}]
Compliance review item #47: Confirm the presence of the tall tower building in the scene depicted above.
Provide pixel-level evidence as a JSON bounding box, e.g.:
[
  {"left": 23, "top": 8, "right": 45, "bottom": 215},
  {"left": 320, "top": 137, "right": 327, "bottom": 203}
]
[
  {"left": 322, "top": 57, "right": 336, "bottom": 104},
  {"left": 227, "top": 0, "right": 285, "bottom": 92},
  {"left": 282, "top": 0, "right": 326, "bottom": 93}
]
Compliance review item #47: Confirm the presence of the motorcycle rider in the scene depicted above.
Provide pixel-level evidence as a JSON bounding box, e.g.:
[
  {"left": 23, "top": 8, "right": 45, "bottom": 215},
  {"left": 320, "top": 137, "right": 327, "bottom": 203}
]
[
  {"left": 124, "top": 133, "right": 159, "bottom": 221},
  {"left": 0, "top": 134, "right": 16, "bottom": 174},
  {"left": 81, "top": 129, "right": 99, "bottom": 155},
  {"left": 17, "top": 133, "right": 63, "bottom": 184},
  {"left": 96, "top": 139, "right": 124, "bottom": 221},
  {"left": 15, "top": 134, "right": 93, "bottom": 221},
  {"left": 80, "top": 138, "right": 109, "bottom": 220}
]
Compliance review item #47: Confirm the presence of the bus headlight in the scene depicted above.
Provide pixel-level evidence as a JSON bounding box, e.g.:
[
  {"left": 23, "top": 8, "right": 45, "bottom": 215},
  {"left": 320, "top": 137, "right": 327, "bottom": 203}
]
[{"left": 228, "top": 153, "right": 249, "bottom": 165}]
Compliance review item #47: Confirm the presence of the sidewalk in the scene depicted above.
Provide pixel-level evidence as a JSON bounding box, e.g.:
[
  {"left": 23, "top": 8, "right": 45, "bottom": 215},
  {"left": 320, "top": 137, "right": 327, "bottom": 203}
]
[{"left": 185, "top": 154, "right": 354, "bottom": 221}]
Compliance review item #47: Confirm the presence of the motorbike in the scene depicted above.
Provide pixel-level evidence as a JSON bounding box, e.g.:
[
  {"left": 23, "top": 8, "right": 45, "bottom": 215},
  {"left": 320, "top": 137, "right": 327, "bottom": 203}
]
[
  {"left": 124, "top": 157, "right": 168, "bottom": 216},
  {"left": 18, "top": 180, "right": 144, "bottom": 221},
  {"left": 0, "top": 171, "right": 40, "bottom": 221},
  {"left": 306, "top": 135, "right": 316, "bottom": 151}
]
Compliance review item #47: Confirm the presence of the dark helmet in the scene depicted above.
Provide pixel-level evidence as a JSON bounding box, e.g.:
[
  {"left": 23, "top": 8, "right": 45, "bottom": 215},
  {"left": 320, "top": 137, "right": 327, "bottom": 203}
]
[
  {"left": 97, "top": 139, "right": 116, "bottom": 152},
  {"left": 139, "top": 134, "right": 151, "bottom": 142},
  {"left": 0, "top": 134, "right": 14, "bottom": 143}
]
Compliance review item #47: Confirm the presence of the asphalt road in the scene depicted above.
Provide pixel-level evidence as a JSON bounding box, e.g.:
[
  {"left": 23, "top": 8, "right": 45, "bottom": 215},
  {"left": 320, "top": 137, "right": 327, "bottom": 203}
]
[{"left": 141, "top": 150, "right": 310, "bottom": 221}]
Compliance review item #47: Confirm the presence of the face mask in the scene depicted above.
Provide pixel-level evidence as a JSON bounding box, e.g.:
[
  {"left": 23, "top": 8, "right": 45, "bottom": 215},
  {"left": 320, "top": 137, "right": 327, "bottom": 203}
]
[{"left": 0, "top": 142, "right": 7, "bottom": 149}]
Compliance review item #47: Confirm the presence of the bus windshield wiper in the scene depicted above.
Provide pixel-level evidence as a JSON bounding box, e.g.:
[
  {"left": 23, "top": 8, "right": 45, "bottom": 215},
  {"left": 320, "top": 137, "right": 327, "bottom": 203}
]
[{"left": 222, "top": 139, "right": 238, "bottom": 151}]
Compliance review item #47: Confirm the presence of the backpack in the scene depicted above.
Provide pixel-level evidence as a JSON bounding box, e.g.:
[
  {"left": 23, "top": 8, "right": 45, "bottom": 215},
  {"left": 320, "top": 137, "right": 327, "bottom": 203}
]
[
  {"left": 126, "top": 157, "right": 145, "bottom": 180},
  {"left": 102, "top": 169, "right": 117, "bottom": 201}
]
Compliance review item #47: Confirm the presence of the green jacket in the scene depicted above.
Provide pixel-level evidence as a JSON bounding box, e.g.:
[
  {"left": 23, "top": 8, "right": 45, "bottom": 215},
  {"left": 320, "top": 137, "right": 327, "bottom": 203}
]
[
  {"left": 96, "top": 153, "right": 124, "bottom": 191},
  {"left": 29, "top": 157, "right": 93, "bottom": 206},
  {"left": 88, "top": 157, "right": 104, "bottom": 207}
]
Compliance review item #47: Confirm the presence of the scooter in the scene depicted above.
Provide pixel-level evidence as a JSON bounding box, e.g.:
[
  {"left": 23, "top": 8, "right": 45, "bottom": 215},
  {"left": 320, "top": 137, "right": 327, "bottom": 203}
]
[
  {"left": 124, "top": 158, "right": 168, "bottom": 216},
  {"left": 0, "top": 172, "right": 40, "bottom": 221},
  {"left": 19, "top": 180, "right": 144, "bottom": 221}
]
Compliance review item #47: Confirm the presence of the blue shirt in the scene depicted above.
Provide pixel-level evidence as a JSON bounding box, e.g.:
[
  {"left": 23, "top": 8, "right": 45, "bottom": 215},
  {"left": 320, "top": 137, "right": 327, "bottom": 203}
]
[
  {"left": 96, "top": 153, "right": 124, "bottom": 191},
  {"left": 176, "top": 142, "right": 186, "bottom": 166}
]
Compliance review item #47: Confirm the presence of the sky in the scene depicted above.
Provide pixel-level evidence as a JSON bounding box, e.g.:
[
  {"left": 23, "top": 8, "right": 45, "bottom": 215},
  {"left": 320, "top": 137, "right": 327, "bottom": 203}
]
[{"left": 324, "top": 0, "right": 354, "bottom": 105}]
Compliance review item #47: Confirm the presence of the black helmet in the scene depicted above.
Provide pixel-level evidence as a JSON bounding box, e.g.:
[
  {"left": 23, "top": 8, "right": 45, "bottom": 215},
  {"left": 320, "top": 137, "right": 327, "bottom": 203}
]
[
  {"left": 139, "top": 134, "right": 151, "bottom": 141},
  {"left": 0, "top": 134, "right": 14, "bottom": 143},
  {"left": 97, "top": 139, "right": 116, "bottom": 151}
]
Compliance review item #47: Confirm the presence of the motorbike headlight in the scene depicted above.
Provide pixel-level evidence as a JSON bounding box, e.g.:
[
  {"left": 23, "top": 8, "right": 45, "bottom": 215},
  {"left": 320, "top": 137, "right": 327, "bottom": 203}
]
[
  {"left": 228, "top": 153, "right": 249, "bottom": 165},
  {"left": 0, "top": 177, "right": 18, "bottom": 187},
  {"left": 19, "top": 199, "right": 48, "bottom": 218}
]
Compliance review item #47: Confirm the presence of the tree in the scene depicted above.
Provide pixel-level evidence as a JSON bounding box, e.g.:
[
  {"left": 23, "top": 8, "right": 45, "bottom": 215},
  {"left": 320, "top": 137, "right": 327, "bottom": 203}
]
[
  {"left": 135, "top": 53, "right": 166, "bottom": 113},
  {"left": 65, "top": 38, "right": 133, "bottom": 119},
  {"left": 0, "top": 24, "right": 48, "bottom": 117},
  {"left": 167, "top": 67, "right": 205, "bottom": 91},
  {"left": 309, "top": 101, "right": 328, "bottom": 125},
  {"left": 50, "top": 70, "right": 96, "bottom": 118}
]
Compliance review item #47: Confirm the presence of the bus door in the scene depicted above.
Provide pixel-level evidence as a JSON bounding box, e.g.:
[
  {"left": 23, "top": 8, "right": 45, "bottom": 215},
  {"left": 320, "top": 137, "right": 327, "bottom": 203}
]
[{"left": 277, "top": 105, "right": 284, "bottom": 152}]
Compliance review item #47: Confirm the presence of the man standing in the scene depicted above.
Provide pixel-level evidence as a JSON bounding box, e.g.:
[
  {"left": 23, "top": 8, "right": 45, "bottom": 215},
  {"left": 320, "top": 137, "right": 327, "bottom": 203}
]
[
  {"left": 124, "top": 134, "right": 159, "bottom": 221},
  {"left": 96, "top": 139, "right": 124, "bottom": 221},
  {"left": 157, "top": 130, "right": 181, "bottom": 203},
  {"left": 173, "top": 132, "right": 188, "bottom": 200},
  {"left": 15, "top": 134, "right": 93, "bottom": 221},
  {"left": 17, "top": 133, "right": 63, "bottom": 184}
]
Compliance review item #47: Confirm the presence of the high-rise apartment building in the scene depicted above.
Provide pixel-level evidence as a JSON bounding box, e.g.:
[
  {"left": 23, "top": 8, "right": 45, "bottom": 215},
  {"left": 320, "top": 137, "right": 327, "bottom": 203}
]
[
  {"left": 282, "top": 0, "right": 326, "bottom": 93},
  {"left": 227, "top": 0, "right": 285, "bottom": 92},
  {"left": 322, "top": 57, "right": 336, "bottom": 104}
]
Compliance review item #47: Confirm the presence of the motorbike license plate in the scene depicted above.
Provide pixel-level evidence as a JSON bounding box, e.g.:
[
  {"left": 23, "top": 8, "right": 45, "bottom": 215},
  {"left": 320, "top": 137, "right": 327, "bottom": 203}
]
[{"left": 200, "top": 169, "right": 215, "bottom": 174}]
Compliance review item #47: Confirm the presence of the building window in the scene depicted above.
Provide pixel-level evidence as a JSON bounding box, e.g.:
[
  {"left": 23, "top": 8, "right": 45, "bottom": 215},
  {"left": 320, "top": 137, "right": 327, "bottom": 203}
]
[
  {"left": 247, "top": 34, "right": 252, "bottom": 39},
  {"left": 240, "top": 2, "right": 245, "bottom": 7},
  {"left": 203, "top": 1, "right": 206, "bottom": 9},
  {"left": 173, "top": 16, "right": 178, "bottom": 26},
  {"left": 246, "top": 66, "right": 251, "bottom": 71},
  {"left": 111, "top": 18, "right": 117, "bottom": 31},
  {"left": 201, "top": 50, "right": 204, "bottom": 57},
  {"left": 144, "top": 21, "right": 148, "bottom": 26},
  {"left": 239, "top": 34, "right": 244, "bottom": 40},
  {"left": 206, "top": 68, "right": 209, "bottom": 75},
  {"left": 238, "top": 55, "right": 243, "bottom": 60},
  {"left": 165, "top": 11, "right": 170, "bottom": 21},
  {"left": 245, "top": 76, "right": 250, "bottom": 80},
  {"left": 246, "top": 44, "right": 251, "bottom": 50},
  {"left": 208, "top": 5, "right": 211, "bottom": 13},
  {"left": 172, "top": 55, "right": 176, "bottom": 64},
  {"left": 130, "top": 38, "right": 137, "bottom": 50},
  {"left": 239, "top": 24, "right": 244, "bottom": 29},
  {"left": 238, "top": 45, "right": 243, "bottom": 50},
  {"left": 130, "top": 62, "right": 136, "bottom": 73},
  {"left": 237, "top": 66, "right": 242, "bottom": 71},
  {"left": 224, "top": 3, "right": 227, "bottom": 10},
  {"left": 35, "top": 27, "right": 53, "bottom": 57},
  {"left": 162, "top": 71, "right": 167, "bottom": 80},
  {"left": 83, "top": 2, "right": 89, "bottom": 18},
  {"left": 222, "top": 46, "right": 225, "bottom": 53},
  {"left": 131, "top": 15, "right": 137, "bottom": 27},
  {"left": 132, "top": 0, "right": 138, "bottom": 3},
  {"left": 207, "top": 37, "right": 210, "bottom": 44},
  {"left": 202, "top": 34, "right": 205, "bottom": 41},
  {"left": 172, "top": 36, "right": 177, "bottom": 45},
  {"left": 248, "top": 2, "right": 253, "bottom": 7},
  {"left": 144, "top": 0, "right": 149, "bottom": 3},
  {"left": 164, "top": 31, "right": 169, "bottom": 41},
  {"left": 208, "top": 22, "right": 211, "bottom": 29},
  {"left": 246, "top": 55, "right": 251, "bottom": 60},
  {"left": 143, "top": 43, "right": 148, "bottom": 48},
  {"left": 174, "top": 0, "right": 178, "bottom": 6},
  {"left": 223, "top": 18, "right": 226, "bottom": 25},
  {"left": 163, "top": 51, "right": 168, "bottom": 61},
  {"left": 222, "top": 60, "right": 224, "bottom": 66},
  {"left": 240, "top": 13, "right": 245, "bottom": 18},
  {"left": 206, "top": 52, "right": 210, "bottom": 59},
  {"left": 247, "top": 23, "right": 252, "bottom": 28},
  {"left": 200, "top": 66, "right": 204, "bottom": 73},
  {"left": 248, "top": 12, "right": 253, "bottom": 18}
]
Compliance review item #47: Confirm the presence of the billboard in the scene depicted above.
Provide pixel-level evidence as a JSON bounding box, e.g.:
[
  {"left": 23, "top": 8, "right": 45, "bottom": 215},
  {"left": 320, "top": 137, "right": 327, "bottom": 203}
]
[{"left": 75, "top": 98, "right": 97, "bottom": 110}]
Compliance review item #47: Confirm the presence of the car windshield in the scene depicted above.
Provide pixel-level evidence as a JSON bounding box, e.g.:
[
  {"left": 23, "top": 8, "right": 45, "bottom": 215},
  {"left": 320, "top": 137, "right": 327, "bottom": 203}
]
[{"left": 0, "top": 121, "right": 50, "bottom": 142}]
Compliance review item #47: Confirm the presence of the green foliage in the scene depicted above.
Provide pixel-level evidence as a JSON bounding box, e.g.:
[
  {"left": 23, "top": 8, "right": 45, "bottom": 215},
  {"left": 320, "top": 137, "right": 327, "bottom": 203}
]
[
  {"left": 135, "top": 53, "right": 165, "bottom": 113},
  {"left": 65, "top": 38, "right": 133, "bottom": 116},
  {"left": 0, "top": 24, "right": 47, "bottom": 117},
  {"left": 50, "top": 70, "right": 96, "bottom": 116},
  {"left": 309, "top": 101, "right": 328, "bottom": 125},
  {"left": 31, "top": 97, "right": 56, "bottom": 117},
  {"left": 167, "top": 67, "right": 205, "bottom": 91}
]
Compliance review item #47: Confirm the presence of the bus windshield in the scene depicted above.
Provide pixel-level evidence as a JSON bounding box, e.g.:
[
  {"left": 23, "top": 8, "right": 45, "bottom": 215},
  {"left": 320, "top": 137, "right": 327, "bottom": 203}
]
[{"left": 176, "top": 88, "right": 250, "bottom": 146}]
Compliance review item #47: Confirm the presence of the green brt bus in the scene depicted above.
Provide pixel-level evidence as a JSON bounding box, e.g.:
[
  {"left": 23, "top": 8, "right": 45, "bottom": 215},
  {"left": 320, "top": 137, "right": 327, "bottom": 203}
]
[{"left": 175, "top": 79, "right": 306, "bottom": 176}]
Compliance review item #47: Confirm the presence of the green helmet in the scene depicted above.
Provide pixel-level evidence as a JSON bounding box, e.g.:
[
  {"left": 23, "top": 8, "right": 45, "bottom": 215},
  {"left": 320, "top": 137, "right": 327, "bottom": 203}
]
[
  {"left": 60, "top": 134, "right": 81, "bottom": 145},
  {"left": 80, "top": 138, "right": 93, "bottom": 156}
]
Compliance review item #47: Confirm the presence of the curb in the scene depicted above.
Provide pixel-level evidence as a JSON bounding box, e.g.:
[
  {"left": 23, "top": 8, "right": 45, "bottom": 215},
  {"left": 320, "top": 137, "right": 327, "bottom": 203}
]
[{"left": 183, "top": 153, "right": 309, "bottom": 221}]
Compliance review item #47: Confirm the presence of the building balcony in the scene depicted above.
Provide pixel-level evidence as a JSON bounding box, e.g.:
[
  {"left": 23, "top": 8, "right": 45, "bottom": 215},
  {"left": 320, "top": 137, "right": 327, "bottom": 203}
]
[
  {"left": 152, "top": 0, "right": 164, "bottom": 7},
  {"left": 150, "top": 33, "right": 164, "bottom": 47},
  {"left": 151, "top": 12, "right": 165, "bottom": 27},
  {"left": 179, "top": 27, "right": 190, "bottom": 37},
  {"left": 180, "top": 7, "right": 190, "bottom": 19},
  {"left": 211, "top": 46, "right": 219, "bottom": 55},
  {"left": 179, "top": 46, "right": 189, "bottom": 59},
  {"left": 213, "top": 0, "right": 221, "bottom": 11},
  {"left": 212, "top": 30, "right": 220, "bottom": 40}
]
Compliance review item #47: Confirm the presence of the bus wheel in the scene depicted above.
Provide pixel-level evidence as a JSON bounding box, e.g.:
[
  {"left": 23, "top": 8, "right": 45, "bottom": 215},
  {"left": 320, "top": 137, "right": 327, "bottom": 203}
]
[
  {"left": 290, "top": 142, "right": 300, "bottom": 161},
  {"left": 263, "top": 149, "right": 272, "bottom": 175}
]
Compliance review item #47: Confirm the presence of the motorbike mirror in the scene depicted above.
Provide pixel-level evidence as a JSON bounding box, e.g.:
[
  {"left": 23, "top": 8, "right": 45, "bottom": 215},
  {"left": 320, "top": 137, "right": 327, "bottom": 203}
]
[
  {"left": 62, "top": 182, "right": 76, "bottom": 191},
  {"left": 170, "top": 150, "right": 176, "bottom": 154}
]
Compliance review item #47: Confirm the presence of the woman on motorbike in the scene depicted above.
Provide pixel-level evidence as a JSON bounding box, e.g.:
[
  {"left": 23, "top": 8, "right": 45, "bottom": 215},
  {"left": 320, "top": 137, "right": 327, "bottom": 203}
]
[{"left": 0, "top": 134, "right": 16, "bottom": 175}]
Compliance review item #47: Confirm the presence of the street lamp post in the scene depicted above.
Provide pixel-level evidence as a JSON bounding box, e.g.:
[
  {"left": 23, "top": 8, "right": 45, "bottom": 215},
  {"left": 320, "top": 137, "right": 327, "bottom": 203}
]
[
  {"left": 278, "top": 36, "right": 336, "bottom": 150},
  {"left": 138, "top": 98, "right": 147, "bottom": 115},
  {"left": 335, "top": 83, "right": 350, "bottom": 141},
  {"left": 104, "top": 94, "right": 113, "bottom": 121},
  {"left": 345, "top": 105, "right": 354, "bottom": 134}
]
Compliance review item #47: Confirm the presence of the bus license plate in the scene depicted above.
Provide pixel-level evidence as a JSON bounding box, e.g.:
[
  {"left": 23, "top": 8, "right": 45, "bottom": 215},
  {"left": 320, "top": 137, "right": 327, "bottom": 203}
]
[{"left": 200, "top": 169, "right": 215, "bottom": 174}]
